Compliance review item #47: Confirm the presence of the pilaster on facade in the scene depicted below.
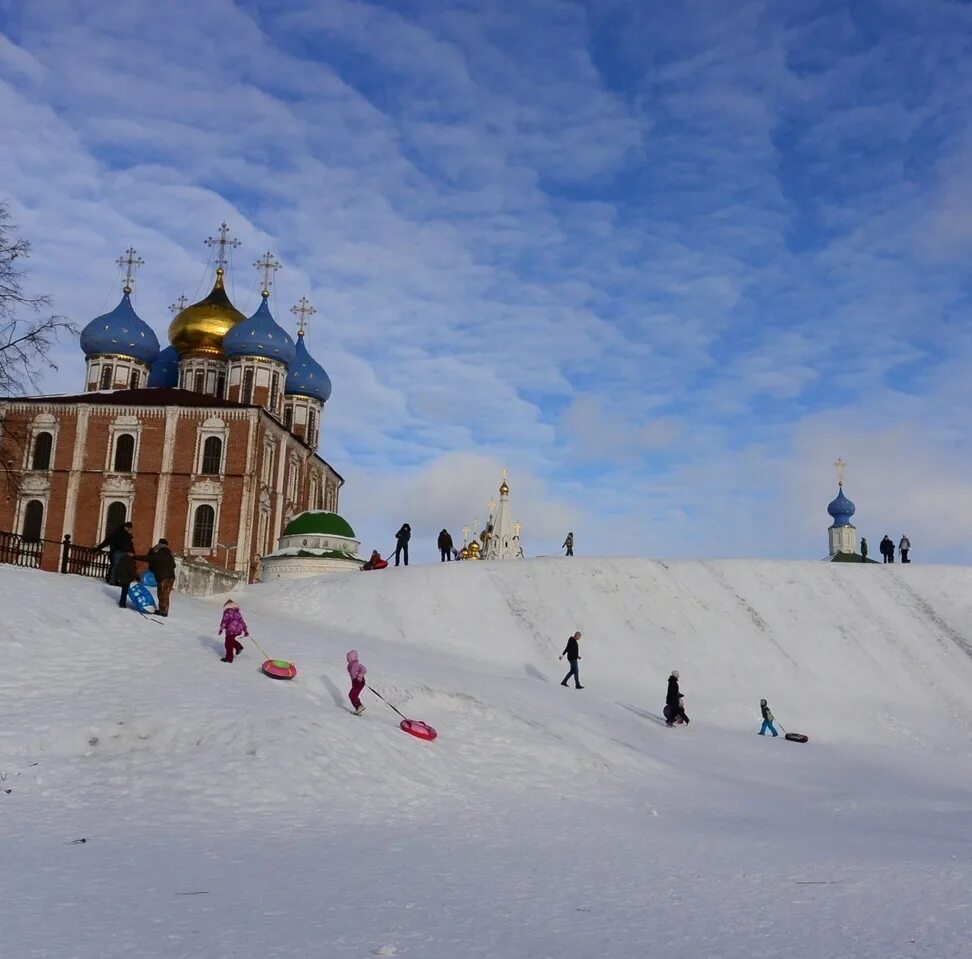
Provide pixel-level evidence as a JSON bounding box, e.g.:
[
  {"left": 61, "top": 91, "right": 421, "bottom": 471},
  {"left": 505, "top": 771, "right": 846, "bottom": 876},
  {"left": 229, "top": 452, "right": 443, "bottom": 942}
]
[
  {"left": 227, "top": 357, "right": 287, "bottom": 420},
  {"left": 61, "top": 406, "right": 90, "bottom": 538},
  {"left": 152, "top": 408, "right": 180, "bottom": 544},
  {"left": 234, "top": 412, "right": 258, "bottom": 576}
]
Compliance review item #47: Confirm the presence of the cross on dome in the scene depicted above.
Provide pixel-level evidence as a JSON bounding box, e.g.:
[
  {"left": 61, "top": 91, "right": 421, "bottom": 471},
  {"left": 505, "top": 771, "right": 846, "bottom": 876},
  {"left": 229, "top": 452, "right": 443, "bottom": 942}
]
[
  {"left": 834, "top": 457, "right": 846, "bottom": 487},
  {"left": 115, "top": 247, "right": 144, "bottom": 294},
  {"left": 168, "top": 294, "right": 188, "bottom": 315},
  {"left": 253, "top": 251, "right": 282, "bottom": 295},
  {"left": 290, "top": 296, "right": 317, "bottom": 336},
  {"left": 204, "top": 222, "right": 241, "bottom": 271}
]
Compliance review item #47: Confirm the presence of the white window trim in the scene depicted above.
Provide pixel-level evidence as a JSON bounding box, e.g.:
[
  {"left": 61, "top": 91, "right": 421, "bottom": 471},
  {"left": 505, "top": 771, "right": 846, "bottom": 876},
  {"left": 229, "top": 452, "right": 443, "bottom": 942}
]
[
  {"left": 194, "top": 418, "right": 229, "bottom": 478},
  {"left": 16, "top": 494, "right": 49, "bottom": 541},
  {"left": 185, "top": 498, "right": 221, "bottom": 556},
  {"left": 23, "top": 415, "right": 60, "bottom": 472},
  {"left": 105, "top": 418, "right": 143, "bottom": 474}
]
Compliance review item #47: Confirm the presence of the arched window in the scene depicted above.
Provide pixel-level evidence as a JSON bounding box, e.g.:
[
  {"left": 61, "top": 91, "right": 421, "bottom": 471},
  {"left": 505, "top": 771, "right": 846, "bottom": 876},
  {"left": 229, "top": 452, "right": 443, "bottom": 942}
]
[
  {"left": 194, "top": 371, "right": 204, "bottom": 394},
  {"left": 31, "top": 432, "right": 53, "bottom": 471},
  {"left": 242, "top": 369, "right": 254, "bottom": 404},
  {"left": 216, "top": 373, "right": 226, "bottom": 399},
  {"left": 129, "top": 369, "right": 141, "bottom": 390},
  {"left": 21, "top": 500, "right": 44, "bottom": 542},
  {"left": 100, "top": 365, "right": 114, "bottom": 389},
  {"left": 201, "top": 436, "right": 222, "bottom": 475},
  {"left": 113, "top": 434, "right": 135, "bottom": 472},
  {"left": 105, "top": 501, "right": 127, "bottom": 537},
  {"left": 192, "top": 504, "right": 215, "bottom": 548},
  {"left": 284, "top": 405, "right": 293, "bottom": 430}
]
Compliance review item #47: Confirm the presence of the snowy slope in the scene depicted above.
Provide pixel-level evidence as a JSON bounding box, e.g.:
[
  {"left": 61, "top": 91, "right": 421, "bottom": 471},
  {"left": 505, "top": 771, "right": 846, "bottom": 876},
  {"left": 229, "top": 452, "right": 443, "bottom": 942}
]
[{"left": 2, "top": 559, "right": 972, "bottom": 959}]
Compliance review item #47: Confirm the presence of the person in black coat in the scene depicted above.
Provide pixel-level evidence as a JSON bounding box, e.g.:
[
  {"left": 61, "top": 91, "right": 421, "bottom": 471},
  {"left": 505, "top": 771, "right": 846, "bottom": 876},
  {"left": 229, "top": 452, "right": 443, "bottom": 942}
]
[
  {"left": 665, "top": 670, "right": 688, "bottom": 726},
  {"left": 437, "top": 529, "right": 454, "bottom": 563},
  {"left": 394, "top": 523, "right": 411, "bottom": 567},
  {"left": 96, "top": 521, "right": 134, "bottom": 585},
  {"left": 115, "top": 551, "right": 139, "bottom": 609},
  {"left": 137, "top": 539, "right": 176, "bottom": 616},
  {"left": 860, "top": 537, "right": 868, "bottom": 562},
  {"left": 559, "top": 631, "right": 583, "bottom": 688},
  {"left": 880, "top": 534, "right": 894, "bottom": 564}
]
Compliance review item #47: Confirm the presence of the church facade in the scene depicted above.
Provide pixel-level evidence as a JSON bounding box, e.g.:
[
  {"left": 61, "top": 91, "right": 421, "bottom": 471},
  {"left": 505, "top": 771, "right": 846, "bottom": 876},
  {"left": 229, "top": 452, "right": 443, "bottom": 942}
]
[{"left": 0, "top": 228, "right": 342, "bottom": 583}]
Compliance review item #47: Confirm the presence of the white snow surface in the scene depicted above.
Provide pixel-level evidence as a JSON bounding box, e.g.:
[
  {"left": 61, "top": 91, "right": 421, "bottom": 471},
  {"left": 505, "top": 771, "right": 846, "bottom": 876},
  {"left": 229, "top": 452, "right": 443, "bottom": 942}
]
[{"left": 2, "top": 557, "right": 972, "bottom": 958}]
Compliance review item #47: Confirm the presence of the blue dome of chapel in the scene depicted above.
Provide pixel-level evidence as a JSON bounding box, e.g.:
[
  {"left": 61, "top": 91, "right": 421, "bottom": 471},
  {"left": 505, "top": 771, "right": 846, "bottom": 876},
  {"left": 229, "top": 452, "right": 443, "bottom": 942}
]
[
  {"left": 80, "top": 291, "right": 160, "bottom": 365},
  {"left": 147, "top": 345, "right": 180, "bottom": 388},
  {"left": 285, "top": 333, "right": 332, "bottom": 403},
  {"left": 222, "top": 293, "right": 297, "bottom": 366},
  {"left": 827, "top": 485, "right": 856, "bottom": 527}
]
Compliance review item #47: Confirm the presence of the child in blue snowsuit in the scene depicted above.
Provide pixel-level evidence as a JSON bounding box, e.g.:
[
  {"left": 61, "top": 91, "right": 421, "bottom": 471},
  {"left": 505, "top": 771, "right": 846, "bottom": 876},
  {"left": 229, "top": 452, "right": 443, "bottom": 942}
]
[{"left": 759, "top": 699, "right": 778, "bottom": 736}]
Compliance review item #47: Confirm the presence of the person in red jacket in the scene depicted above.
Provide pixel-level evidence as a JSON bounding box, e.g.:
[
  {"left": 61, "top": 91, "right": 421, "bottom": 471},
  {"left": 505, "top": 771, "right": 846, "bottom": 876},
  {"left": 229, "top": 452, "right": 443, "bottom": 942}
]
[{"left": 218, "top": 599, "right": 249, "bottom": 663}]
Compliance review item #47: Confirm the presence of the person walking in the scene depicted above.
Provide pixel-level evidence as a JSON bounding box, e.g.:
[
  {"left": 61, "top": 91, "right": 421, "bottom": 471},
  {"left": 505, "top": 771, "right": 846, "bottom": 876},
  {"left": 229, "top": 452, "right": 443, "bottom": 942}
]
[
  {"left": 437, "top": 528, "right": 454, "bottom": 563},
  {"left": 138, "top": 538, "right": 176, "bottom": 617},
  {"left": 880, "top": 535, "right": 893, "bottom": 564},
  {"left": 96, "top": 520, "right": 134, "bottom": 585},
  {"left": 665, "top": 670, "right": 683, "bottom": 726},
  {"left": 559, "top": 631, "right": 583, "bottom": 688},
  {"left": 115, "top": 551, "right": 139, "bottom": 609},
  {"left": 758, "top": 699, "right": 778, "bottom": 736},
  {"left": 218, "top": 599, "right": 249, "bottom": 663},
  {"left": 899, "top": 535, "right": 911, "bottom": 564},
  {"left": 346, "top": 649, "right": 367, "bottom": 715},
  {"left": 860, "top": 537, "right": 868, "bottom": 562},
  {"left": 394, "top": 523, "right": 411, "bottom": 567},
  {"left": 562, "top": 531, "right": 574, "bottom": 557}
]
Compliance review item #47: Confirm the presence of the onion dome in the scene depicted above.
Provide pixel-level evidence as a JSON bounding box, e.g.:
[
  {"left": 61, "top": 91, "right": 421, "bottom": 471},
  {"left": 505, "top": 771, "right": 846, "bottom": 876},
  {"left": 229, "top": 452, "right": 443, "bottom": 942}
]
[
  {"left": 223, "top": 292, "right": 297, "bottom": 366},
  {"left": 285, "top": 332, "right": 332, "bottom": 402},
  {"left": 80, "top": 290, "right": 160, "bottom": 365},
  {"left": 167, "top": 268, "right": 246, "bottom": 357},
  {"left": 283, "top": 511, "right": 355, "bottom": 539},
  {"left": 147, "top": 345, "right": 180, "bottom": 388},
  {"left": 499, "top": 478, "right": 510, "bottom": 496},
  {"left": 827, "top": 485, "right": 856, "bottom": 527}
]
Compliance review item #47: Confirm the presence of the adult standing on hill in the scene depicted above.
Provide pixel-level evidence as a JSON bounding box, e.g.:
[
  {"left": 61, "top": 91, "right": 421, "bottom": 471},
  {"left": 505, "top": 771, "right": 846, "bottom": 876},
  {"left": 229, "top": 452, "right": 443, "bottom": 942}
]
[
  {"left": 394, "top": 523, "right": 411, "bottom": 567},
  {"left": 115, "top": 551, "right": 139, "bottom": 609},
  {"left": 559, "top": 631, "right": 583, "bottom": 688},
  {"left": 437, "top": 528, "right": 454, "bottom": 562},
  {"left": 562, "top": 531, "right": 574, "bottom": 557},
  {"left": 138, "top": 538, "right": 176, "bottom": 617},
  {"left": 96, "top": 521, "right": 134, "bottom": 586},
  {"left": 899, "top": 535, "right": 911, "bottom": 563},
  {"left": 860, "top": 537, "right": 868, "bottom": 562},
  {"left": 879, "top": 535, "right": 893, "bottom": 563},
  {"left": 665, "top": 670, "right": 681, "bottom": 726}
]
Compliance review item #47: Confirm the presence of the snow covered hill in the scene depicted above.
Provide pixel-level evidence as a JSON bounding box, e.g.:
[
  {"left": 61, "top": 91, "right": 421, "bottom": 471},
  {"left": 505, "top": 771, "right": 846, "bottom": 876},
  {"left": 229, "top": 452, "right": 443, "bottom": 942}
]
[{"left": 2, "top": 558, "right": 971, "bottom": 959}]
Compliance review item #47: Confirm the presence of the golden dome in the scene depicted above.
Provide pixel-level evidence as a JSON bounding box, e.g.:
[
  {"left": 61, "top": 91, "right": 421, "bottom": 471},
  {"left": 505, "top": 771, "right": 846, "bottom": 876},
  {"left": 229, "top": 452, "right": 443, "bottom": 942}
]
[
  {"left": 168, "top": 269, "right": 247, "bottom": 356},
  {"left": 499, "top": 480, "right": 510, "bottom": 495}
]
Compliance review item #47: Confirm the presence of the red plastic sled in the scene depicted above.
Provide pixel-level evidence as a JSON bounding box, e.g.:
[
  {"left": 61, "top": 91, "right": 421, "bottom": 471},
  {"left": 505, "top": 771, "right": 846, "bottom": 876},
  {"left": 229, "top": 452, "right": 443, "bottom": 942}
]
[
  {"left": 262, "top": 659, "right": 298, "bottom": 680},
  {"left": 785, "top": 732, "right": 809, "bottom": 743},
  {"left": 400, "top": 719, "right": 437, "bottom": 741}
]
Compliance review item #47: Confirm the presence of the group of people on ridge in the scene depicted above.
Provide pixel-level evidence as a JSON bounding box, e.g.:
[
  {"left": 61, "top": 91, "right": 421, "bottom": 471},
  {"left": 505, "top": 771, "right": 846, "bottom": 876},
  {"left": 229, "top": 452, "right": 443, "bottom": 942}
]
[
  {"left": 96, "top": 520, "right": 176, "bottom": 616},
  {"left": 860, "top": 534, "right": 911, "bottom": 563}
]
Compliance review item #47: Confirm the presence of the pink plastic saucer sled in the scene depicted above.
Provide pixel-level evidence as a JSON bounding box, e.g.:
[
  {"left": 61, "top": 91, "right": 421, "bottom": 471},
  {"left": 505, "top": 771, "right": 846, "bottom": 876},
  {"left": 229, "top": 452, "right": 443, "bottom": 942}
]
[{"left": 400, "top": 719, "right": 437, "bottom": 741}]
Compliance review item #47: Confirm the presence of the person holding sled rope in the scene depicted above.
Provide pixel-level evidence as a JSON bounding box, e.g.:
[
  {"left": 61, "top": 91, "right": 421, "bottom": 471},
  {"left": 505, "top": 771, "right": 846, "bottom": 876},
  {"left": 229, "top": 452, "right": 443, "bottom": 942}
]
[
  {"left": 758, "top": 699, "right": 778, "bottom": 736},
  {"left": 559, "top": 631, "right": 583, "bottom": 688},
  {"left": 218, "top": 599, "right": 249, "bottom": 663},
  {"left": 346, "top": 650, "right": 367, "bottom": 714}
]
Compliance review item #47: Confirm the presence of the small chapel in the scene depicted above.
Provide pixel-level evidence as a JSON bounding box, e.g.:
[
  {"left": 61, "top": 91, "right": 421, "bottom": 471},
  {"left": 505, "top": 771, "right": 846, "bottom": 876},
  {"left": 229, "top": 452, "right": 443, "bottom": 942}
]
[{"left": 0, "top": 225, "right": 345, "bottom": 584}]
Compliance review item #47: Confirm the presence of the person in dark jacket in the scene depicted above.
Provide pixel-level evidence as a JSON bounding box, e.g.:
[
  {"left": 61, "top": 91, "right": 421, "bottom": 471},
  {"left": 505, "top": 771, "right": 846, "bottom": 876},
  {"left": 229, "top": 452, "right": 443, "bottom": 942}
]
[
  {"left": 96, "top": 521, "right": 134, "bottom": 585},
  {"left": 562, "top": 531, "right": 574, "bottom": 557},
  {"left": 394, "top": 523, "right": 411, "bottom": 567},
  {"left": 115, "top": 551, "right": 139, "bottom": 609},
  {"left": 559, "top": 631, "right": 583, "bottom": 688},
  {"left": 880, "top": 534, "right": 894, "bottom": 563},
  {"left": 437, "top": 529, "right": 454, "bottom": 562},
  {"left": 758, "top": 698, "right": 778, "bottom": 736},
  {"left": 138, "top": 538, "right": 176, "bottom": 617},
  {"left": 860, "top": 537, "right": 868, "bottom": 562},
  {"left": 665, "top": 670, "right": 685, "bottom": 726}
]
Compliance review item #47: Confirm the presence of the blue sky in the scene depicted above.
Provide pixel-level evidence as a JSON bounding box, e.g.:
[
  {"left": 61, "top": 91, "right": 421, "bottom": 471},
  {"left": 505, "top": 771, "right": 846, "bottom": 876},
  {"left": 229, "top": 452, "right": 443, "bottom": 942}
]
[{"left": 2, "top": 0, "right": 972, "bottom": 562}]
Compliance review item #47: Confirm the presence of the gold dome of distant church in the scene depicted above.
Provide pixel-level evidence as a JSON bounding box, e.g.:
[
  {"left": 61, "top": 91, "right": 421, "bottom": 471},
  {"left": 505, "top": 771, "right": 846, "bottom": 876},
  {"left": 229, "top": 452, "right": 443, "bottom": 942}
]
[{"left": 168, "top": 268, "right": 246, "bottom": 357}]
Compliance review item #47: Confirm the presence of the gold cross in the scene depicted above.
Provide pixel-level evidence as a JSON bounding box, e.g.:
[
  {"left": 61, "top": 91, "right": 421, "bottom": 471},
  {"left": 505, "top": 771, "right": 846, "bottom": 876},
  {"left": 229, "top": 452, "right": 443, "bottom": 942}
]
[
  {"left": 168, "top": 294, "right": 188, "bottom": 315},
  {"left": 290, "top": 296, "right": 317, "bottom": 336},
  {"left": 253, "top": 251, "right": 282, "bottom": 294},
  {"left": 834, "top": 457, "right": 846, "bottom": 486},
  {"left": 116, "top": 247, "right": 145, "bottom": 293},
  {"left": 204, "top": 222, "right": 241, "bottom": 270}
]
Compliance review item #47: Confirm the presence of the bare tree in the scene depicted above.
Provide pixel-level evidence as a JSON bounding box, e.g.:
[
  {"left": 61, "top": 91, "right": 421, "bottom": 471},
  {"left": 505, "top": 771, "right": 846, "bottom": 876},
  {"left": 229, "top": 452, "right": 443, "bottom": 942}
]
[{"left": 0, "top": 201, "right": 77, "bottom": 397}]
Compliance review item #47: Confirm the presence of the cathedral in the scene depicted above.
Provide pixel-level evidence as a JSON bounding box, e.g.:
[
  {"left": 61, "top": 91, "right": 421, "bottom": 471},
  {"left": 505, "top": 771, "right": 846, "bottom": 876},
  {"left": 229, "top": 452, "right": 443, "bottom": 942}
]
[{"left": 0, "top": 225, "right": 343, "bottom": 584}]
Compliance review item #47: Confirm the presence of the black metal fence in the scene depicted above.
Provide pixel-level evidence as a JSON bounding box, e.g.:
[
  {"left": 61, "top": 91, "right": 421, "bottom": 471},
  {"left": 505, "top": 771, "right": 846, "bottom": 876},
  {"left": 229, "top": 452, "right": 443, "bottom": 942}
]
[{"left": 0, "top": 532, "right": 111, "bottom": 580}]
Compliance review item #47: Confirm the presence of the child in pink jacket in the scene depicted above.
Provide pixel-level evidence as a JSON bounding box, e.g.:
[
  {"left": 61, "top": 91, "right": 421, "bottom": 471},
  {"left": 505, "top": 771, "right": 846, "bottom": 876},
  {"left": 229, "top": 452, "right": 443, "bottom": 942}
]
[
  {"left": 347, "top": 649, "right": 367, "bottom": 714},
  {"left": 218, "top": 599, "right": 249, "bottom": 663}
]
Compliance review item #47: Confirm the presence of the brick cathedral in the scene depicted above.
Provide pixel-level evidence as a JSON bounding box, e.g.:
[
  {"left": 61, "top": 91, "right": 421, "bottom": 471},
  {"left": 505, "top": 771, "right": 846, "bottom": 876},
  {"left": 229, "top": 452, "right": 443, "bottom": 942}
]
[{"left": 0, "top": 226, "right": 343, "bottom": 582}]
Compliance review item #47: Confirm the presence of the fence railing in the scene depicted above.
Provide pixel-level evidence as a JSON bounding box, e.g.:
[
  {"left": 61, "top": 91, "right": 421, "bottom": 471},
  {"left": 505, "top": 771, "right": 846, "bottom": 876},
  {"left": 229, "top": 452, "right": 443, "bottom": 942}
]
[{"left": 0, "top": 532, "right": 111, "bottom": 580}]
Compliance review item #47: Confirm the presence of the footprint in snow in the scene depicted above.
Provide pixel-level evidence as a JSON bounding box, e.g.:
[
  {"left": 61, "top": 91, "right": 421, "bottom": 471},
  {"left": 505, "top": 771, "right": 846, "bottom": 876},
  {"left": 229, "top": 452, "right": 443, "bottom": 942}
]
[{"left": 372, "top": 947, "right": 397, "bottom": 957}]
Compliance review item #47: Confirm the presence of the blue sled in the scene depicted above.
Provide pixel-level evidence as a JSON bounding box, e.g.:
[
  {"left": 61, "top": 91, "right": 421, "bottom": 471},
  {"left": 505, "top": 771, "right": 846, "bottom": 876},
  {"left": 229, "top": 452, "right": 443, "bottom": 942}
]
[
  {"left": 142, "top": 570, "right": 157, "bottom": 588},
  {"left": 127, "top": 582, "right": 157, "bottom": 614}
]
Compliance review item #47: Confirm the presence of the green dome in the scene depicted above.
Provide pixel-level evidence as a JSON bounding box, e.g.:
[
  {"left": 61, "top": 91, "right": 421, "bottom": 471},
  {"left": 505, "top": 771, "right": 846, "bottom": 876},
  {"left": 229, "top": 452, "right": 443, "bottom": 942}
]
[{"left": 284, "top": 511, "right": 356, "bottom": 539}]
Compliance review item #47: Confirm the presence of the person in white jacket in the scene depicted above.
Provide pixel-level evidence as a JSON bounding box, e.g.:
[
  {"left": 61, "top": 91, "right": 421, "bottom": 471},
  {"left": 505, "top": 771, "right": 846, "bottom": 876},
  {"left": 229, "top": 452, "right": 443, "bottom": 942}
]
[{"left": 899, "top": 535, "right": 911, "bottom": 563}]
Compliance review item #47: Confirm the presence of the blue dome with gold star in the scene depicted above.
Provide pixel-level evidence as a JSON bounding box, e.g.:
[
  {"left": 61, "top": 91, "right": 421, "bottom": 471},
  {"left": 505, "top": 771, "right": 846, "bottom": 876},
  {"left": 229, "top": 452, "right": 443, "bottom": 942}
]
[
  {"left": 285, "top": 333, "right": 332, "bottom": 403},
  {"left": 827, "top": 485, "right": 856, "bottom": 527},
  {"left": 223, "top": 292, "right": 296, "bottom": 366},
  {"left": 80, "top": 291, "right": 160, "bottom": 365}
]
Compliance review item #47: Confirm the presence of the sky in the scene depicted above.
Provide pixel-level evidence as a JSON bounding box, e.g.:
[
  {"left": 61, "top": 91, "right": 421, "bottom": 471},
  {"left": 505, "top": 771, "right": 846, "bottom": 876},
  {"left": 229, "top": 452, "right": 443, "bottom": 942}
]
[{"left": 2, "top": 0, "right": 972, "bottom": 563}]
